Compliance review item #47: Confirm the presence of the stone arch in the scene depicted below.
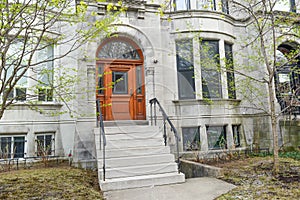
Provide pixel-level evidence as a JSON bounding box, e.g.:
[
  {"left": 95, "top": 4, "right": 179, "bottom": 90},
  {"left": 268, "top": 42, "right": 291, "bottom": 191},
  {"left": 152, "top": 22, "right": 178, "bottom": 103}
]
[{"left": 98, "top": 24, "right": 155, "bottom": 67}]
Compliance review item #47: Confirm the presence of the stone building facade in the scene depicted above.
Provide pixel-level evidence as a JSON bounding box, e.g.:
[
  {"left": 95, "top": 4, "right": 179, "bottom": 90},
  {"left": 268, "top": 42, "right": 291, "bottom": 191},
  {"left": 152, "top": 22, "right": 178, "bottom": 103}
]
[{"left": 0, "top": 0, "right": 299, "bottom": 164}]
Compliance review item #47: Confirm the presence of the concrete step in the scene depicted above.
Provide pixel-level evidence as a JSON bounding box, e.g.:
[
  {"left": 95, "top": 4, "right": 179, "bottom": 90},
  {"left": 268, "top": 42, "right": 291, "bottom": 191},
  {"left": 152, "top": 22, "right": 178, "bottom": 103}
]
[
  {"left": 104, "top": 120, "right": 149, "bottom": 127},
  {"left": 104, "top": 125, "right": 160, "bottom": 135},
  {"left": 105, "top": 131, "right": 162, "bottom": 140},
  {"left": 97, "top": 146, "right": 171, "bottom": 158},
  {"left": 100, "top": 172, "right": 185, "bottom": 191},
  {"left": 100, "top": 154, "right": 175, "bottom": 168},
  {"left": 104, "top": 138, "right": 164, "bottom": 149},
  {"left": 100, "top": 163, "right": 179, "bottom": 179}
]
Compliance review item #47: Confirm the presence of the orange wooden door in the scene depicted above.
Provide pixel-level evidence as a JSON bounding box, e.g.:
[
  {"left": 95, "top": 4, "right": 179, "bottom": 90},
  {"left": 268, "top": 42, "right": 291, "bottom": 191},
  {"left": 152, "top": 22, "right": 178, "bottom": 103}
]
[{"left": 96, "top": 64, "right": 145, "bottom": 120}]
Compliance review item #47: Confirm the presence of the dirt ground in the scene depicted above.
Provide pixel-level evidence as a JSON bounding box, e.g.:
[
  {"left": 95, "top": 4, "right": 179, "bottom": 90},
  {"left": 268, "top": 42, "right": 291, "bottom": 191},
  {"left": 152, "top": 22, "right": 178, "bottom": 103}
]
[
  {"left": 0, "top": 166, "right": 103, "bottom": 200},
  {"left": 215, "top": 156, "right": 300, "bottom": 199}
]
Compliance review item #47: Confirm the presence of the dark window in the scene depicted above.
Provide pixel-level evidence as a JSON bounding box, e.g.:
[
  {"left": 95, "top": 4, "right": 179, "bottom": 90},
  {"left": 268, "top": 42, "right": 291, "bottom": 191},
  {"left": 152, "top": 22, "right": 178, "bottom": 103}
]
[
  {"left": 36, "top": 134, "right": 54, "bottom": 156},
  {"left": 112, "top": 72, "right": 128, "bottom": 94},
  {"left": 176, "top": 39, "right": 195, "bottom": 99},
  {"left": 0, "top": 137, "right": 12, "bottom": 159},
  {"left": 16, "top": 87, "right": 27, "bottom": 101},
  {"left": 182, "top": 127, "right": 200, "bottom": 151},
  {"left": 38, "top": 88, "right": 53, "bottom": 101},
  {"left": 136, "top": 66, "right": 143, "bottom": 94},
  {"left": 206, "top": 125, "right": 227, "bottom": 149},
  {"left": 222, "top": 0, "right": 229, "bottom": 14},
  {"left": 97, "top": 64, "right": 104, "bottom": 94},
  {"left": 13, "top": 137, "right": 25, "bottom": 158},
  {"left": 0, "top": 136, "right": 25, "bottom": 159},
  {"left": 225, "top": 43, "right": 236, "bottom": 99},
  {"left": 290, "top": 0, "right": 296, "bottom": 12},
  {"left": 201, "top": 40, "right": 222, "bottom": 99},
  {"left": 232, "top": 125, "right": 241, "bottom": 147}
]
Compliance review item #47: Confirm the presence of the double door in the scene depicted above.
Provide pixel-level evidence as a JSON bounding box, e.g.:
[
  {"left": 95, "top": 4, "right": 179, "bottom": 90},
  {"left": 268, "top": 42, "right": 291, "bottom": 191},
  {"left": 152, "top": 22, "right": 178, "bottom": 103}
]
[{"left": 96, "top": 64, "right": 145, "bottom": 120}]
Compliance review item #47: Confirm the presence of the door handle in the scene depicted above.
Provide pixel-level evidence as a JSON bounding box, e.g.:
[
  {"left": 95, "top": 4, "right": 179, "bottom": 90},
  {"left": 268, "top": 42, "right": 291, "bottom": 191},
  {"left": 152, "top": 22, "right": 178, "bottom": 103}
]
[{"left": 130, "top": 88, "right": 133, "bottom": 95}]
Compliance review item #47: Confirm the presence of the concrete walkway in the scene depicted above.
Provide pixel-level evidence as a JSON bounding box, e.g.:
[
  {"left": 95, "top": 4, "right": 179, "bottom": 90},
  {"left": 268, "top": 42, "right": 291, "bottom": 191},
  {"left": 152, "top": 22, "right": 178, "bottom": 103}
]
[{"left": 104, "top": 177, "right": 236, "bottom": 200}]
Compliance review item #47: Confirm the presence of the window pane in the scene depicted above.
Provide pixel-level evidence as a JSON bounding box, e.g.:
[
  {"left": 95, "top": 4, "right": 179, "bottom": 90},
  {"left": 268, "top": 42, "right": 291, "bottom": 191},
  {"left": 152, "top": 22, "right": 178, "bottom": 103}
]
[
  {"left": 97, "top": 64, "right": 104, "bottom": 94},
  {"left": 176, "top": 39, "right": 195, "bottom": 99},
  {"left": 225, "top": 43, "right": 236, "bottom": 99},
  {"left": 37, "top": 45, "right": 54, "bottom": 86},
  {"left": 178, "top": 71, "right": 196, "bottom": 99},
  {"left": 222, "top": 0, "right": 229, "bottom": 14},
  {"left": 113, "top": 72, "right": 128, "bottom": 94},
  {"left": 136, "top": 66, "right": 143, "bottom": 94},
  {"left": 201, "top": 40, "right": 222, "bottom": 98},
  {"left": 176, "top": 39, "right": 194, "bottom": 71},
  {"left": 182, "top": 127, "right": 200, "bottom": 151},
  {"left": 0, "top": 137, "right": 12, "bottom": 159},
  {"left": 16, "top": 87, "right": 27, "bottom": 101},
  {"left": 175, "top": 0, "right": 190, "bottom": 11},
  {"left": 37, "top": 135, "right": 45, "bottom": 156},
  {"left": 45, "top": 135, "right": 53, "bottom": 155},
  {"left": 206, "top": 126, "right": 227, "bottom": 149},
  {"left": 13, "top": 137, "right": 25, "bottom": 158},
  {"left": 197, "top": 0, "right": 216, "bottom": 10},
  {"left": 38, "top": 88, "right": 46, "bottom": 101},
  {"left": 46, "top": 89, "right": 53, "bottom": 101}
]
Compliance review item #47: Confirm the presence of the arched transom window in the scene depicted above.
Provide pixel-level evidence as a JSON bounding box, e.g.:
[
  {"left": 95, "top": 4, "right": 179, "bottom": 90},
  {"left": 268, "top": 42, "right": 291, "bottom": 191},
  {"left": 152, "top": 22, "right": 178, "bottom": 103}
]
[{"left": 97, "top": 39, "right": 141, "bottom": 60}]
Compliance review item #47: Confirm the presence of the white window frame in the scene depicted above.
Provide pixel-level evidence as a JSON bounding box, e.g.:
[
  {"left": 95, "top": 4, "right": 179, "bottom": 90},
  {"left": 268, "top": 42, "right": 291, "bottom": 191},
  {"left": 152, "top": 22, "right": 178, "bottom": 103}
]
[
  {"left": 35, "top": 133, "right": 55, "bottom": 157},
  {"left": 0, "top": 135, "right": 27, "bottom": 159}
]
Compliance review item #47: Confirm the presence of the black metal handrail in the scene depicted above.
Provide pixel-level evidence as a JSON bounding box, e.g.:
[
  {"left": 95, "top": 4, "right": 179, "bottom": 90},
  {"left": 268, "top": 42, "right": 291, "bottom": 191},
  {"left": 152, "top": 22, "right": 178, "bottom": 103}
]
[
  {"left": 96, "top": 99, "right": 107, "bottom": 181},
  {"left": 149, "top": 98, "right": 181, "bottom": 173}
]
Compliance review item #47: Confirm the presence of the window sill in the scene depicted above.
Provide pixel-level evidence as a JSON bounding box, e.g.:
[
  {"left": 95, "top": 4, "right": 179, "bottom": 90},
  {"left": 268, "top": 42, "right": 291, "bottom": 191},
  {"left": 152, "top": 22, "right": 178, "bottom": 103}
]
[
  {"left": 172, "top": 99, "right": 241, "bottom": 105},
  {"left": 8, "top": 102, "right": 63, "bottom": 110}
]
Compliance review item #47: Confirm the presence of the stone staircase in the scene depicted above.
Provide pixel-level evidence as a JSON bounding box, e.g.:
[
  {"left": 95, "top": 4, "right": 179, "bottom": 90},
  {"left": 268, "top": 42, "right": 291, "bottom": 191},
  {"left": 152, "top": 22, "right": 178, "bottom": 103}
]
[{"left": 94, "top": 122, "right": 185, "bottom": 191}]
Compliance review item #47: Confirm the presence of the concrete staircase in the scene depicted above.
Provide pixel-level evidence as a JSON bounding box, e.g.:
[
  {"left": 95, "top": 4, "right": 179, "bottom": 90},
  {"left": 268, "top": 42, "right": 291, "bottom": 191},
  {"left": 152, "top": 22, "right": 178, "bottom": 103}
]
[{"left": 94, "top": 122, "right": 185, "bottom": 191}]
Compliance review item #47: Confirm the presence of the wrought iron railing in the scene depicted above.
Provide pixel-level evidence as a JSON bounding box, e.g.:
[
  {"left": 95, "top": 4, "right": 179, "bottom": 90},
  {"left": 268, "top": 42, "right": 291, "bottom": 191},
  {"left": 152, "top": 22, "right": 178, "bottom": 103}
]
[
  {"left": 96, "top": 99, "right": 107, "bottom": 181},
  {"left": 149, "top": 98, "right": 181, "bottom": 173}
]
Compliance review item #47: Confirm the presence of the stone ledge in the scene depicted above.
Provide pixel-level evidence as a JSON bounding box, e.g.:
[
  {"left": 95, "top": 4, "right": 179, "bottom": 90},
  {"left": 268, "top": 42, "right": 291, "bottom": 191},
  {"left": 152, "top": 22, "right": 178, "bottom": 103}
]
[{"left": 180, "top": 159, "right": 223, "bottom": 178}]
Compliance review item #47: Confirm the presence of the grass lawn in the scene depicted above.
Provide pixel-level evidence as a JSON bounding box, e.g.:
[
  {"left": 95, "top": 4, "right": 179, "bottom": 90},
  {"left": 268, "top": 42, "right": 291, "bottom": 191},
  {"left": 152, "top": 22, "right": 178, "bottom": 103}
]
[
  {"left": 0, "top": 167, "right": 103, "bottom": 199},
  {"left": 216, "top": 156, "right": 300, "bottom": 199}
]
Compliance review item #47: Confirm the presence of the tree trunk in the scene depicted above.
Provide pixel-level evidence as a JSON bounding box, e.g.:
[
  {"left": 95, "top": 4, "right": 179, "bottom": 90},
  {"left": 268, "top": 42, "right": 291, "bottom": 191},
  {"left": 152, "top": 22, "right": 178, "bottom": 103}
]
[{"left": 268, "top": 82, "right": 279, "bottom": 173}]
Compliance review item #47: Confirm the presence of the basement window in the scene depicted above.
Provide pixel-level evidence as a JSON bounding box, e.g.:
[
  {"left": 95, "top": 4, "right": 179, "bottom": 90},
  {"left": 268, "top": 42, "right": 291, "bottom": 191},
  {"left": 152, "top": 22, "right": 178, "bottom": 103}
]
[
  {"left": 206, "top": 125, "right": 227, "bottom": 150},
  {"left": 35, "top": 134, "right": 55, "bottom": 156},
  {"left": 182, "top": 127, "right": 200, "bottom": 151}
]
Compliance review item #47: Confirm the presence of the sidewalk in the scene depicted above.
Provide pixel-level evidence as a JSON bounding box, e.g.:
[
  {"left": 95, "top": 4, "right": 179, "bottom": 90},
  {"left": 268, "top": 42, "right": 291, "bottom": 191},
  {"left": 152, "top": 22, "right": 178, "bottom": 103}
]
[{"left": 104, "top": 177, "right": 236, "bottom": 200}]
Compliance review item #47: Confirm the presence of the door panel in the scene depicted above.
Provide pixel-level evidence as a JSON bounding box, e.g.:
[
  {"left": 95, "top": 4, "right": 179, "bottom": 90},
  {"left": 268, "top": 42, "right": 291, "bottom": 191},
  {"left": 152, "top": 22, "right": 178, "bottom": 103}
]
[{"left": 96, "top": 64, "right": 145, "bottom": 120}]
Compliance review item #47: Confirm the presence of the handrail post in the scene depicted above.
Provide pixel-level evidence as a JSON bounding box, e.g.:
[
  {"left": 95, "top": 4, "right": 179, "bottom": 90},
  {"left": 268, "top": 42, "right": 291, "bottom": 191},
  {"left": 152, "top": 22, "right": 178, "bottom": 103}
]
[
  {"left": 149, "top": 98, "right": 181, "bottom": 174},
  {"left": 96, "top": 99, "right": 106, "bottom": 181},
  {"left": 163, "top": 118, "right": 167, "bottom": 146},
  {"left": 150, "top": 100, "right": 153, "bottom": 125},
  {"left": 154, "top": 101, "right": 157, "bottom": 126}
]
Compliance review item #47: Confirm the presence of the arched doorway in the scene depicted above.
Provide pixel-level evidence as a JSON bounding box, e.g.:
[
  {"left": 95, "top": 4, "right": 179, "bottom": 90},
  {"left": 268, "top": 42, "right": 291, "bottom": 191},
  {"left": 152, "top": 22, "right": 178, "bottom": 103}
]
[
  {"left": 275, "top": 42, "right": 300, "bottom": 115},
  {"left": 96, "top": 37, "right": 146, "bottom": 121}
]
